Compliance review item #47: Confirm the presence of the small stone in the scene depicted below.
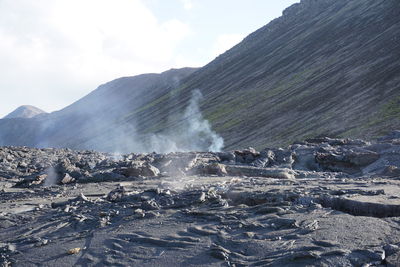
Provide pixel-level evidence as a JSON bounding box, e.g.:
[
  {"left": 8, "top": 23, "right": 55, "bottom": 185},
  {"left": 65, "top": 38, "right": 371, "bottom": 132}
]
[
  {"left": 198, "top": 192, "right": 206, "bottom": 202},
  {"left": 60, "top": 173, "right": 75, "bottom": 184},
  {"left": 64, "top": 205, "right": 71, "bottom": 213},
  {"left": 141, "top": 200, "right": 160, "bottom": 210},
  {"left": 32, "top": 174, "right": 47, "bottom": 185},
  {"left": 99, "top": 217, "right": 110, "bottom": 227},
  {"left": 67, "top": 247, "right": 81, "bottom": 255},
  {"left": 107, "top": 186, "right": 127, "bottom": 202},
  {"left": 77, "top": 193, "right": 89, "bottom": 202},
  {"left": 244, "top": 232, "right": 255, "bottom": 238},
  {"left": 269, "top": 218, "right": 298, "bottom": 229},
  {"left": 35, "top": 239, "right": 49, "bottom": 247},
  {"left": 133, "top": 209, "right": 145, "bottom": 218},
  {"left": 121, "top": 163, "right": 160, "bottom": 178},
  {"left": 5, "top": 244, "right": 16, "bottom": 252}
]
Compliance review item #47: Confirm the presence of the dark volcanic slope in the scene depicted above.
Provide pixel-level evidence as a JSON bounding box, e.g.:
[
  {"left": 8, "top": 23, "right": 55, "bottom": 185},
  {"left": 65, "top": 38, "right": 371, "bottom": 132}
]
[
  {"left": 0, "top": 0, "right": 399, "bottom": 151},
  {"left": 137, "top": 0, "right": 400, "bottom": 149}
]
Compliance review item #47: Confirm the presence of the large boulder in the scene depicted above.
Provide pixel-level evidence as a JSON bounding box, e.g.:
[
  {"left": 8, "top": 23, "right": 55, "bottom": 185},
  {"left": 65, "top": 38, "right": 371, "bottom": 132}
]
[
  {"left": 291, "top": 144, "right": 320, "bottom": 171},
  {"left": 55, "top": 159, "right": 83, "bottom": 179},
  {"left": 234, "top": 148, "right": 260, "bottom": 164},
  {"left": 152, "top": 153, "right": 198, "bottom": 176},
  {"left": 362, "top": 144, "right": 400, "bottom": 176},
  {"left": 215, "top": 152, "right": 235, "bottom": 163},
  {"left": 107, "top": 186, "right": 129, "bottom": 202},
  {"left": 119, "top": 163, "right": 160, "bottom": 178},
  {"left": 14, "top": 173, "right": 48, "bottom": 187},
  {"left": 190, "top": 163, "right": 228, "bottom": 176},
  {"left": 251, "top": 149, "right": 275, "bottom": 168},
  {"left": 261, "top": 148, "right": 294, "bottom": 168},
  {"left": 60, "top": 173, "right": 75, "bottom": 184},
  {"left": 316, "top": 148, "right": 380, "bottom": 174}
]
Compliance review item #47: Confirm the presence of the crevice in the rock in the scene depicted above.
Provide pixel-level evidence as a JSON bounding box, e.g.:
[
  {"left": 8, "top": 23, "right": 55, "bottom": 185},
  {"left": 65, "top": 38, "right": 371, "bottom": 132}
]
[{"left": 317, "top": 195, "right": 400, "bottom": 218}]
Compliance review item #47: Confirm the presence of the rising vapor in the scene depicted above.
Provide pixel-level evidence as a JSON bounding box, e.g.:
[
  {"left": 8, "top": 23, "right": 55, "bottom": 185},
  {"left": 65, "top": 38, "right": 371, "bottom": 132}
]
[{"left": 149, "top": 89, "right": 224, "bottom": 153}]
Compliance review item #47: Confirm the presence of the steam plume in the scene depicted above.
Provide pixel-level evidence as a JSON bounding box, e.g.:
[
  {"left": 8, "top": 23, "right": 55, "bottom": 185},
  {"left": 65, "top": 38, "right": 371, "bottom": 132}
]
[
  {"left": 43, "top": 166, "right": 58, "bottom": 187},
  {"left": 149, "top": 89, "right": 224, "bottom": 153}
]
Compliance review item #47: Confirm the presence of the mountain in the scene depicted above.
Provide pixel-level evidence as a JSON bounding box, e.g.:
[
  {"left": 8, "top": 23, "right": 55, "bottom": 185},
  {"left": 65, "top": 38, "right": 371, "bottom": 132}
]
[
  {"left": 156, "top": 0, "right": 400, "bottom": 149},
  {"left": 0, "top": 0, "right": 399, "bottom": 152},
  {"left": 3, "top": 105, "right": 46, "bottom": 119},
  {"left": 0, "top": 68, "right": 199, "bottom": 152}
]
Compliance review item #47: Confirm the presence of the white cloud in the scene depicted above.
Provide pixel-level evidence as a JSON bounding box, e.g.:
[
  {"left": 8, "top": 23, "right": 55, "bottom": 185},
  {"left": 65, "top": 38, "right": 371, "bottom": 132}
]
[
  {"left": 180, "top": 0, "right": 194, "bottom": 10},
  {"left": 212, "top": 33, "right": 244, "bottom": 59},
  {"left": 0, "top": 0, "right": 191, "bottom": 115}
]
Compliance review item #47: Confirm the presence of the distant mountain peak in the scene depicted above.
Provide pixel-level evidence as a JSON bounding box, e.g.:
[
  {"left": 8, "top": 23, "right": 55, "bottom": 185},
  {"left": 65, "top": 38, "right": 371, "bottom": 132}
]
[{"left": 3, "top": 105, "right": 47, "bottom": 119}]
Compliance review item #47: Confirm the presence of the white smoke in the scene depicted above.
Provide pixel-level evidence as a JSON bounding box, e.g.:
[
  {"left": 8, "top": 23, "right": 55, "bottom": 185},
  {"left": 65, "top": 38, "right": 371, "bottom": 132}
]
[
  {"left": 43, "top": 166, "right": 58, "bottom": 187},
  {"left": 149, "top": 134, "right": 180, "bottom": 153},
  {"left": 182, "top": 89, "right": 224, "bottom": 151},
  {"left": 7, "top": 83, "right": 223, "bottom": 154},
  {"left": 148, "top": 89, "right": 224, "bottom": 153}
]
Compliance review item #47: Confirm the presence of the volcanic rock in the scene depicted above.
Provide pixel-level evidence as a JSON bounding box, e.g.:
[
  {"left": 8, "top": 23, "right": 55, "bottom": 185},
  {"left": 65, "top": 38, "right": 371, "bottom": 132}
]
[
  {"left": 316, "top": 148, "right": 380, "bottom": 174},
  {"left": 1, "top": 133, "right": 400, "bottom": 266},
  {"left": 119, "top": 163, "right": 160, "bottom": 178},
  {"left": 190, "top": 163, "right": 228, "bottom": 176},
  {"left": 60, "top": 173, "right": 75, "bottom": 184}
]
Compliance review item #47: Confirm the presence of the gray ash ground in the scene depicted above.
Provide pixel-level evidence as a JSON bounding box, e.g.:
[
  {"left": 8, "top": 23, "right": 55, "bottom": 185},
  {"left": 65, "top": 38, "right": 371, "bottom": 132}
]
[{"left": 1, "top": 132, "right": 400, "bottom": 266}]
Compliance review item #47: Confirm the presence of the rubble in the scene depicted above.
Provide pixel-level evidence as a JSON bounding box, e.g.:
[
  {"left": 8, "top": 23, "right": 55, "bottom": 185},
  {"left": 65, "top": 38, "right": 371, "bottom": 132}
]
[{"left": 0, "top": 131, "right": 399, "bottom": 266}]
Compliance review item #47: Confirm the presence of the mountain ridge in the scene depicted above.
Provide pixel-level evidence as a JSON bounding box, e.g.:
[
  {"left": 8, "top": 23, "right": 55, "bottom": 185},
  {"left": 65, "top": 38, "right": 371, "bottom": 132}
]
[
  {"left": 0, "top": 0, "right": 399, "bottom": 152},
  {"left": 3, "top": 105, "right": 47, "bottom": 119}
]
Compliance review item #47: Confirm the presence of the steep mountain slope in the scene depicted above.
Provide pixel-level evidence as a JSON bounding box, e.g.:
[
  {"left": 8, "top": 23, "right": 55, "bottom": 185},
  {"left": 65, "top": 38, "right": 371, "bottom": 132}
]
[
  {"left": 0, "top": 0, "right": 399, "bottom": 151},
  {"left": 3, "top": 105, "right": 46, "bottom": 119},
  {"left": 123, "top": 0, "right": 400, "bottom": 148},
  {"left": 135, "top": 0, "right": 400, "bottom": 149}
]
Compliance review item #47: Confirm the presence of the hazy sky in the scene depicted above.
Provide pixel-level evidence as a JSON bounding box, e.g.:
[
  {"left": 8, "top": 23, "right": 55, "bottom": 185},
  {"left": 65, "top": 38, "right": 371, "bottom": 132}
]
[{"left": 0, "top": 0, "right": 299, "bottom": 117}]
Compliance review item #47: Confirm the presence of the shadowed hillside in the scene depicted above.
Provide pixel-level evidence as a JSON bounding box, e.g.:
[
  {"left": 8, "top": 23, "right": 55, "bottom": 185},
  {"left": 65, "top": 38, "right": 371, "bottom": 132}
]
[{"left": 142, "top": 0, "right": 400, "bottom": 149}]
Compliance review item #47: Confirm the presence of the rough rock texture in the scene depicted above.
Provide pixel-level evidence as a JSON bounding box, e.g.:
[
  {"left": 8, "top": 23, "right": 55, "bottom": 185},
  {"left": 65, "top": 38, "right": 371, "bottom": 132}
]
[
  {"left": 0, "top": 132, "right": 400, "bottom": 266},
  {"left": 1, "top": 131, "right": 399, "bottom": 187}
]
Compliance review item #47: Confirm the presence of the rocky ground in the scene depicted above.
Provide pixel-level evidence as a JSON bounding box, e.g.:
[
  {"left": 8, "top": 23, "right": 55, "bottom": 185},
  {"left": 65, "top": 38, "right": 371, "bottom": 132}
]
[{"left": 1, "top": 132, "right": 400, "bottom": 266}]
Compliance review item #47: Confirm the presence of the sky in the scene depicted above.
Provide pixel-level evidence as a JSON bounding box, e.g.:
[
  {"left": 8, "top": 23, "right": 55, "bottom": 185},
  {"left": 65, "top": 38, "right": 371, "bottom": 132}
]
[{"left": 0, "top": 0, "right": 299, "bottom": 117}]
